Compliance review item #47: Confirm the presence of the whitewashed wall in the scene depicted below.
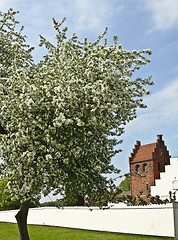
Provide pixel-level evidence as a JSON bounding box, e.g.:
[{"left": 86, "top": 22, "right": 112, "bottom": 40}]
[
  {"left": 151, "top": 157, "right": 178, "bottom": 200},
  {"left": 0, "top": 203, "right": 177, "bottom": 237}
]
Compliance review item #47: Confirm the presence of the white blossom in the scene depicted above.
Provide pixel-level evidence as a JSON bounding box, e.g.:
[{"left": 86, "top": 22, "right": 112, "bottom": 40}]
[{"left": 0, "top": 10, "right": 153, "bottom": 203}]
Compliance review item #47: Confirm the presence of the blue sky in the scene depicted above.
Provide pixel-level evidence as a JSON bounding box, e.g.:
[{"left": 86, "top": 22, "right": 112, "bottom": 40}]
[{"left": 1, "top": 0, "right": 178, "bottom": 186}]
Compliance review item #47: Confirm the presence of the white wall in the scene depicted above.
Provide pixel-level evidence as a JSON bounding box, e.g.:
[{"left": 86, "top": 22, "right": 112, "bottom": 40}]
[
  {"left": 151, "top": 157, "right": 178, "bottom": 200},
  {"left": 174, "top": 203, "right": 178, "bottom": 239},
  {"left": 0, "top": 203, "right": 175, "bottom": 237}
]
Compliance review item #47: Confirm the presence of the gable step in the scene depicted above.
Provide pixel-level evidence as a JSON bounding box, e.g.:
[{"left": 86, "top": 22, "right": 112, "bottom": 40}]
[{"left": 151, "top": 157, "right": 178, "bottom": 200}]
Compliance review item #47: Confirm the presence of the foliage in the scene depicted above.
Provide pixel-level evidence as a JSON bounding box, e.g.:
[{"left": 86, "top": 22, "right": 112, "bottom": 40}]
[
  {"left": 0, "top": 179, "right": 20, "bottom": 210},
  {"left": 85, "top": 189, "right": 112, "bottom": 206},
  {"left": 0, "top": 9, "right": 153, "bottom": 205},
  {"left": 0, "top": 179, "right": 39, "bottom": 210},
  {"left": 149, "top": 195, "right": 169, "bottom": 205},
  {"left": 40, "top": 200, "right": 61, "bottom": 207},
  {"left": 62, "top": 192, "right": 85, "bottom": 206},
  {"left": 85, "top": 175, "right": 132, "bottom": 207},
  {"left": 129, "top": 192, "right": 171, "bottom": 206},
  {"left": 0, "top": 9, "right": 34, "bottom": 78},
  {"left": 85, "top": 187, "right": 136, "bottom": 207},
  {"left": 118, "top": 176, "right": 131, "bottom": 191}
]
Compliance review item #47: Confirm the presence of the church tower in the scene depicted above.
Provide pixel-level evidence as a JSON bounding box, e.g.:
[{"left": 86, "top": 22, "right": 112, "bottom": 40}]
[{"left": 129, "top": 135, "right": 170, "bottom": 198}]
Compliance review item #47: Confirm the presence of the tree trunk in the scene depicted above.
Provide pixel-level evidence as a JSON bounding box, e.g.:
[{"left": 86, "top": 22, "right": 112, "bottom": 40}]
[{"left": 15, "top": 200, "right": 30, "bottom": 240}]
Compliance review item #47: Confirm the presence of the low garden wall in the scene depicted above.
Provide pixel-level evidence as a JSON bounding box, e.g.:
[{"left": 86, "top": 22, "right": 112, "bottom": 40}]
[{"left": 1, "top": 202, "right": 178, "bottom": 238}]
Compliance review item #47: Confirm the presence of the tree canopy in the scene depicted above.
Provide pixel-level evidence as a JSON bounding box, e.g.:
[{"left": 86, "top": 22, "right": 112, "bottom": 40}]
[
  {"left": 0, "top": 179, "right": 39, "bottom": 210},
  {"left": 0, "top": 9, "right": 153, "bottom": 239},
  {"left": 119, "top": 176, "right": 131, "bottom": 192},
  {"left": 0, "top": 6, "right": 152, "bottom": 219},
  {"left": 0, "top": 179, "right": 20, "bottom": 210}
]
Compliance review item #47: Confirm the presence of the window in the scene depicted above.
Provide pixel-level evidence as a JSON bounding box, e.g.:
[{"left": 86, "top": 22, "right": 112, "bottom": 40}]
[
  {"left": 136, "top": 165, "right": 140, "bottom": 173},
  {"left": 143, "top": 164, "right": 147, "bottom": 172},
  {"left": 160, "top": 150, "right": 163, "bottom": 156}
]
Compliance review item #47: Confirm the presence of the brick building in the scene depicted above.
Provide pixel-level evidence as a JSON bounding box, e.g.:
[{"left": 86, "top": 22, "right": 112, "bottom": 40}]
[{"left": 129, "top": 135, "right": 170, "bottom": 198}]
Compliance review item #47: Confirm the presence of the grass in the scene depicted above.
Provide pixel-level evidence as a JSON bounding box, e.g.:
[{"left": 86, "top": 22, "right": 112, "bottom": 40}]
[{"left": 0, "top": 222, "right": 173, "bottom": 240}]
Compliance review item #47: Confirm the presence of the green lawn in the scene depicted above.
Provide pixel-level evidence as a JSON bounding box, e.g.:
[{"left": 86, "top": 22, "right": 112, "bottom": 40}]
[{"left": 0, "top": 222, "right": 173, "bottom": 240}]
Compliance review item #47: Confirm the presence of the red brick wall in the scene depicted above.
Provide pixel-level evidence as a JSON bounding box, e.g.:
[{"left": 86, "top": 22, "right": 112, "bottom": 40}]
[
  {"left": 129, "top": 135, "right": 170, "bottom": 198},
  {"left": 130, "top": 160, "right": 154, "bottom": 197},
  {"left": 153, "top": 138, "right": 170, "bottom": 180}
]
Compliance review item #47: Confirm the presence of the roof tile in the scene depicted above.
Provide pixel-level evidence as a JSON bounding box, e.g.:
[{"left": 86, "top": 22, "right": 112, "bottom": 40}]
[{"left": 132, "top": 143, "right": 156, "bottom": 162}]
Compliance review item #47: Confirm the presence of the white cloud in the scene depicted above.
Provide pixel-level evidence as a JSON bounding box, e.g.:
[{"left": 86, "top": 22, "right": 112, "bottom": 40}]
[
  {"left": 56, "top": 0, "right": 115, "bottom": 33},
  {"left": 0, "top": 0, "right": 22, "bottom": 12},
  {"left": 146, "top": 79, "right": 178, "bottom": 121},
  {"left": 0, "top": 0, "right": 12, "bottom": 11},
  {"left": 145, "top": 0, "right": 178, "bottom": 31},
  {"left": 124, "top": 78, "right": 178, "bottom": 136},
  {"left": 1, "top": 0, "right": 116, "bottom": 34},
  {"left": 51, "top": 0, "right": 124, "bottom": 35}
]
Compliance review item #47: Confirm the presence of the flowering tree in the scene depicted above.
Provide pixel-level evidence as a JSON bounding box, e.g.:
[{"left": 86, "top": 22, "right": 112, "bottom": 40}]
[
  {"left": 0, "top": 179, "right": 20, "bottom": 210},
  {"left": 0, "top": 9, "right": 153, "bottom": 240},
  {"left": 0, "top": 179, "right": 39, "bottom": 210}
]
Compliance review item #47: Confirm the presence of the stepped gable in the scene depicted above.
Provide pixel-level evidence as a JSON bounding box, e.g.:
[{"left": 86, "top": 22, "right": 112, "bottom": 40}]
[
  {"left": 129, "top": 135, "right": 170, "bottom": 165},
  {"left": 129, "top": 135, "right": 171, "bottom": 200},
  {"left": 129, "top": 141, "right": 156, "bottom": 163}
]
